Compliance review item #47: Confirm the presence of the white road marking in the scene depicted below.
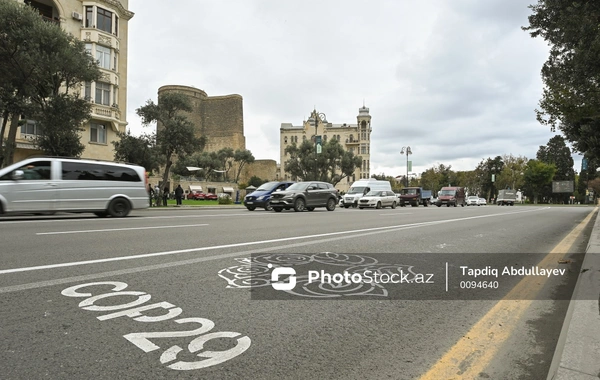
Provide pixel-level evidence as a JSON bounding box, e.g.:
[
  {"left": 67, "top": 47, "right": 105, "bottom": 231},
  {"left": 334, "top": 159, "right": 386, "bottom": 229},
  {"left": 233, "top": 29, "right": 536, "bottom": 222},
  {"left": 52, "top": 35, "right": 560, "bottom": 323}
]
[
  {"left": 0, "top": 207, "right": 546, "bottom": 275},
  {"left": 0, "top": 212, "right": 262, "bottom": 225},
  {"left": 36, "top": 224, "right": 209, "bottom": 235}
]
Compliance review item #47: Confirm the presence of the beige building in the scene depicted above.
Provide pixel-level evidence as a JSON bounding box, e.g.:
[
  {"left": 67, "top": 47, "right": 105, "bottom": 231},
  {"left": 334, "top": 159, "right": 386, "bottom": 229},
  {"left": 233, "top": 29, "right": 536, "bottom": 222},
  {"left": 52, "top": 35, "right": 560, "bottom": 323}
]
[
  {"left": 279, "top": 106, "right": 372, "bottom": 191},
  {"left": 4, "top": 0, "right": 133, "bottom": 163}
]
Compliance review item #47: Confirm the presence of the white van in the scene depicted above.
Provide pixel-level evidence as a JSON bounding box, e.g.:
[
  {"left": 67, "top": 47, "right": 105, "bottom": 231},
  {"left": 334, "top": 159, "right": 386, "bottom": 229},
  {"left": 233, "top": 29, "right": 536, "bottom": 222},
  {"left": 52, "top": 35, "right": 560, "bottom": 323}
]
[
  {"left": 342, "top": 179, "right": 393, "bottom": 208},
  {"left": 0, "top": 157, "right": 149, "bottom": 217}
]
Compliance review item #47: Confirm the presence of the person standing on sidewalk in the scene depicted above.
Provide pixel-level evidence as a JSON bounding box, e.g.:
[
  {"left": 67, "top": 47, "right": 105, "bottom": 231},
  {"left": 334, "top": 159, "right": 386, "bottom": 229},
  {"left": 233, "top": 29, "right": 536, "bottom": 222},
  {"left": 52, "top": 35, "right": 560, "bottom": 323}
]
[
  {"left": 148, "top": 184, "right": 155, "bottom": 207},
  {"left": 163, "top": 186, "right": 169, "bottom": 207},
  {"left": 154, "top": 184, "right": 160, "bottom": 207},
  {"left": 175, "top": 184, "right": 184, "bottom": 206}
]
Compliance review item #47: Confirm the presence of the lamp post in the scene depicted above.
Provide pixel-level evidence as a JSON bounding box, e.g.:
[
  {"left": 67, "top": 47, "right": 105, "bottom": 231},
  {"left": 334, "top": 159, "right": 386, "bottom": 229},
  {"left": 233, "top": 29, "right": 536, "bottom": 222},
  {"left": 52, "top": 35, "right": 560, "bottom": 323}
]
[
  {"left": 307, "top": 109, "right": 327, "bottom": 180},
  {"left": 400, "top": 146, "right": 412, "bottom": 187},
  {"left": 490, "top": 165, "right": 497, "bottom": 203}
]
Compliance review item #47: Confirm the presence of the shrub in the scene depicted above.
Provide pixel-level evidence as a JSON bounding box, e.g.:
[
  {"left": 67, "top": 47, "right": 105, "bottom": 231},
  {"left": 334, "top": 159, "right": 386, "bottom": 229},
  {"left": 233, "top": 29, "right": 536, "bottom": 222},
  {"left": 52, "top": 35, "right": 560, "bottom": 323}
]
[{"left": 218, "top": 194, "right": 233, "bottom": 205}]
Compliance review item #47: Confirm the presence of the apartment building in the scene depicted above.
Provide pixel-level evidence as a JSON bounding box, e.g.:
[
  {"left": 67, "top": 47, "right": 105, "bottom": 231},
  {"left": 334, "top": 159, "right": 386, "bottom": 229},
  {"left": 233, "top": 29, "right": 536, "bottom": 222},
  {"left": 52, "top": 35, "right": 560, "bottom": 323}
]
[
  {"left": 5, "top": 0, "right": 133, "bottom": 163},
  {"left": 279, "top": 105, "right": 372, "bottom": 192}
]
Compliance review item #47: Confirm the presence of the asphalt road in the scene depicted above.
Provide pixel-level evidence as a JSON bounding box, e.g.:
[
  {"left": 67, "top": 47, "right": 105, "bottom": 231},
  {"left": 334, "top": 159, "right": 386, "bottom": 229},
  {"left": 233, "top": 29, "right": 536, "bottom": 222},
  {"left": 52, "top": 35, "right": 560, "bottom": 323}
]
[{"left": 0, "top": 204, "right": 594, "bottom": 379}]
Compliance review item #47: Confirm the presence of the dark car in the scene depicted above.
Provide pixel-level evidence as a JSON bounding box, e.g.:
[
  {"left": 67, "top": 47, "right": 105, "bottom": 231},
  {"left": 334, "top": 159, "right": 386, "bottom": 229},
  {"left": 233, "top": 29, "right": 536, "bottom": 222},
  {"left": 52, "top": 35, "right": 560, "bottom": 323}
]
[
  {"left": 244, "top": 181, "right": 295, "bottom": 211},
  {"left": 269, "top": 181, "right": 338, "bottom": 212}
]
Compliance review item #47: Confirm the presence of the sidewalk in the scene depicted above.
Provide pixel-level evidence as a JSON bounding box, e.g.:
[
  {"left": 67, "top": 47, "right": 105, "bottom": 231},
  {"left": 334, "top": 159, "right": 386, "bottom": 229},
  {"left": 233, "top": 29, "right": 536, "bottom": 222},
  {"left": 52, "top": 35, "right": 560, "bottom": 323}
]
[{"left": 548, "top": 208, "right": 600, "bottom": 379}]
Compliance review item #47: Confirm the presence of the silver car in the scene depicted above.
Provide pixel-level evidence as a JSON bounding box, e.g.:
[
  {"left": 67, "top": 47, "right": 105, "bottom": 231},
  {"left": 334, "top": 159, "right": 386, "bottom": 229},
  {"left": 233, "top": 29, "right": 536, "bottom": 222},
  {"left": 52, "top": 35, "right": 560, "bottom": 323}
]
[{"left": 466, "top": 196, "right": 480, "bottom": 206}]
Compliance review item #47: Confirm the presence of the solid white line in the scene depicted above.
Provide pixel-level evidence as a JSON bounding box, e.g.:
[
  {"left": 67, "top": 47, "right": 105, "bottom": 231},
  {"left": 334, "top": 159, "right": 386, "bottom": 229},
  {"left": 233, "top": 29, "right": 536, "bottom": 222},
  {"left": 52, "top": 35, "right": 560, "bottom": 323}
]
[
  {"left": 0, "top": 213, "right": 260, "bottom": 225},
  {"left": 36, "top": 224, "right": 209, "bottom": 235},
  {"left": 0, "top": 207, "right": 546, "bottom": 275}
]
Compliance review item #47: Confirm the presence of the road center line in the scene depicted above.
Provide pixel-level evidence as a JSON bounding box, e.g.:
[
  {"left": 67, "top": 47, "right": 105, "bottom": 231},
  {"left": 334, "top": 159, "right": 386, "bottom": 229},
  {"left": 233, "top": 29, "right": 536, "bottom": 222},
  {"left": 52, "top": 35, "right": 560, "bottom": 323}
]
[
  {"left": 36, "top": 224, "right": 210, "bottom": 235},
  {"left": 0, "top": 207, "right": 545, "bottom": 275}
]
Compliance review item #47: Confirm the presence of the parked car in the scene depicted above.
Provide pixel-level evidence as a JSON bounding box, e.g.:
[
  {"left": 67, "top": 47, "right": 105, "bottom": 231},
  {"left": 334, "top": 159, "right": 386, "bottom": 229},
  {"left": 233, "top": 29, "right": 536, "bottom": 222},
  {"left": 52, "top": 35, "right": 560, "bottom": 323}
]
[
  {"left": 466, "top": 196, "right": 480, "bottom": 206},
  {"left": 430, "top": 197, "right": 438, "bottom": 206},
  {"left": 204, "top": 193, "right": 218, "bottom": 200},
  {"left": 244, "top": 181, "right": 295, "bottom": 211},
  {"left": 358, "top": 190, "right": 398, "bottom": 209},
  {"left": 187, "top": 191, "right": 205, "bottom": 200},
  {"left": 478, "top": 198, "right": 487, "bottom": 206},
  {"left": 269, "top": 181, "right": 338, "bottom": 212}
]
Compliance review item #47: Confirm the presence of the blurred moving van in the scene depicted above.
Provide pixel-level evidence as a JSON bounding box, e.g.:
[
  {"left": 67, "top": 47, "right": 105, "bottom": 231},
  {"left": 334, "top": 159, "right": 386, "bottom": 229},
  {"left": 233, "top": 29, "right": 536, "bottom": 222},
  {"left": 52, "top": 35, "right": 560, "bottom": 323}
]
[
  {"left": 0, "top": 157, "right": 149, "bottom": 217},
  {"left": 342, "top": 179, "right": 392, "bottom": 208}
]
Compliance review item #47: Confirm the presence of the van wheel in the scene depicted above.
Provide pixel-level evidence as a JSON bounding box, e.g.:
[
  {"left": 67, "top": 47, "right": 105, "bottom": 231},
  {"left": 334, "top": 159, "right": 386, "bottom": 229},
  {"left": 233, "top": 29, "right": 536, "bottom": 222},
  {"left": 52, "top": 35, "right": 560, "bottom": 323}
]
[
  {"left": 246, "top": 206, "right": 256, "bottom": 211},
  {"left": 265, "top": 202, "right": 273, "bottom": 211},
  {"left": 108, "top": 198, "right": 131, "bottom": 217},
  {"left": 294, "top": 198, "right": 306, "bottom": 212},
  {"left": 391, "top": 201, "right": 397, "bottom": 209},
  {"left": 326, "top": 198, "right": 336, "bottom": 211},
  {"left": 94, "top": 212, "right": 108, "bottom": 218}
]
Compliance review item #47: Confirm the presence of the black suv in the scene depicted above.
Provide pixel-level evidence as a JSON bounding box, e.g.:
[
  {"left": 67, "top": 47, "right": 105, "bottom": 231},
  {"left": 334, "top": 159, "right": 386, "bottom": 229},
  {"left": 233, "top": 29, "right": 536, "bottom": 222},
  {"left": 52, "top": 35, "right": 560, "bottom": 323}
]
[{"left": 269, "top": 181, "right": 338, "bottom": 212}]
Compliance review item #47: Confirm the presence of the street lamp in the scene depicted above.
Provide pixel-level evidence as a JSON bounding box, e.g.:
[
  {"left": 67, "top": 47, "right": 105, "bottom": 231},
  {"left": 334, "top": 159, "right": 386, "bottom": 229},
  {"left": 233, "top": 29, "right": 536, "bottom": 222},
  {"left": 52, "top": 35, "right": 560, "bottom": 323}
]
[
  {"left": 307, "top": 109, "right": 327, "bottom": 180},
  {"left": 490, "top": 165, "right": 497, "bottom": 203},
  {"left": 400, "top": 146, "right": 412, "bottom": 187}
]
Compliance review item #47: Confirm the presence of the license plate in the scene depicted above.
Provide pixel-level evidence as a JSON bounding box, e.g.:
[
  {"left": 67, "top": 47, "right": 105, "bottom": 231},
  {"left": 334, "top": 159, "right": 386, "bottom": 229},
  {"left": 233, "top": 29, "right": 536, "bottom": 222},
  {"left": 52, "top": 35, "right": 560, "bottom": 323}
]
[{"left": 246, "top": 201, "right": 253, "bottom": 204}]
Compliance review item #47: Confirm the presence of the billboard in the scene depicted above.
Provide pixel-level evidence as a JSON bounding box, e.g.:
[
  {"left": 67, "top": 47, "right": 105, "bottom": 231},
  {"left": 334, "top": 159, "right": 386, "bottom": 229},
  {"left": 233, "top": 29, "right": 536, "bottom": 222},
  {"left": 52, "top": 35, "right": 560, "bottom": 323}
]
[{"left": 552, "top": 181, "right": 574, "bottom": 193}]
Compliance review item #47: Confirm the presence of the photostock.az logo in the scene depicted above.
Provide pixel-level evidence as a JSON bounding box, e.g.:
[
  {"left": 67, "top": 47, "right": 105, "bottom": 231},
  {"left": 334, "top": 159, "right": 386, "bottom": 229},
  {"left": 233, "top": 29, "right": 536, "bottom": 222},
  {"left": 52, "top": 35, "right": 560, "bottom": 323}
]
[{"left": 268, "top": 264, "right": 296, "bottom": 290}]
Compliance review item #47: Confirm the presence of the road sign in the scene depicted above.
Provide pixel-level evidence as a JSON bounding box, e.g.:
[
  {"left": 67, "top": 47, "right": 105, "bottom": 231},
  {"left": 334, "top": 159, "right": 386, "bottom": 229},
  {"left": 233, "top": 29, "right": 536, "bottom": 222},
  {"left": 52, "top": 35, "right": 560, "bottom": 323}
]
[{"left": 316, "top": 136, "right": 322, "bottom": 154}]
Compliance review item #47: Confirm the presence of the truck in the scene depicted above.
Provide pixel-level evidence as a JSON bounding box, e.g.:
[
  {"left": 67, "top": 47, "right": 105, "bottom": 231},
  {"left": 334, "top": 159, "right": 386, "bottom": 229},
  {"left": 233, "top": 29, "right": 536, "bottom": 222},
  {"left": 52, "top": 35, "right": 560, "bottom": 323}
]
[
  {"left": 496, "top": 189, "right": 517, "bottom": 206},
  {"left": 342, "top": 179, "right": 392, "bottom": 208},
  {"left": 398, "top": 187, "right": 432, "bottom": 207}
]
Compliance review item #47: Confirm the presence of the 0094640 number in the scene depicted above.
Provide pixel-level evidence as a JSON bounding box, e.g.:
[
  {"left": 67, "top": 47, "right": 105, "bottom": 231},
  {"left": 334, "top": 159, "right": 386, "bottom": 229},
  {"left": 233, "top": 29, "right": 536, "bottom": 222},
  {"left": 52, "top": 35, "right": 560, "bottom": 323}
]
[{"left": 459, "top": 280, "right": 499, "bottom": 289}]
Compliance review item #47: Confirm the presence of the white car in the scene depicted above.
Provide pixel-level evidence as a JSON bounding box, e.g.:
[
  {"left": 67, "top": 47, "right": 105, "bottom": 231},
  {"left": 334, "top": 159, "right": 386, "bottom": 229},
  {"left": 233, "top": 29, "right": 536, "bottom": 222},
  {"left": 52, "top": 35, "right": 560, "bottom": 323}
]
[
  {"left": 357, "top": 190, "right": 398, "bottom": 209},
  {"left": 478, "top": 198, "right": 487, "bottom": 206},
  {"left": 466, "top": 196, "right": 479, "bottom": 206}
]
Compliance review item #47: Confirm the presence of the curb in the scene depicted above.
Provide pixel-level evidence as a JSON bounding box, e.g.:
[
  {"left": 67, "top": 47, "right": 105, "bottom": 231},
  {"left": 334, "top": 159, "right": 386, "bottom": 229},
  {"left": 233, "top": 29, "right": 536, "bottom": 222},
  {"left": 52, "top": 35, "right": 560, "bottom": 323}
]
[{"left": 547, "top": 207, "right": 600, "bottom": 380}]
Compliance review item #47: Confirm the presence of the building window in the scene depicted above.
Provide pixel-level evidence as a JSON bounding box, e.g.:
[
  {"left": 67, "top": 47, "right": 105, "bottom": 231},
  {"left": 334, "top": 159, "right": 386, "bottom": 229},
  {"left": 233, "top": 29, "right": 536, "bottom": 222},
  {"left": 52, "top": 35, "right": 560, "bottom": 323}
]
[
  {"left": 284, "top": 136, "right": 288, "bottom": 144},
  {"left": 361, "top": 144, "right": 367, "bottom": 155},
  {"left": 20, "top": 120, "right": 42, "bottom": 137},
  {"left": 84, "top": 82, "right": 92, "bottom": 100},
  {"left": 96, "top": 45, "right": 111, "bottom": 69},
  {"left": 85, "top": 6, "right": 93, "bottom": 27},
  {"left": 97, "top": 7, "right": 112, "bottom": 34},
  {"left": 85, "top": 43, "right": 92, "bottom": 55},
  {"left": 95, "top": 82, "right": 110, "bottom": 105},
  {"left": 114, "top": 15, "right": 119, "bottom": 36},
  {"left": 90, "top": 123, "right": 107, "bottom": 144}
]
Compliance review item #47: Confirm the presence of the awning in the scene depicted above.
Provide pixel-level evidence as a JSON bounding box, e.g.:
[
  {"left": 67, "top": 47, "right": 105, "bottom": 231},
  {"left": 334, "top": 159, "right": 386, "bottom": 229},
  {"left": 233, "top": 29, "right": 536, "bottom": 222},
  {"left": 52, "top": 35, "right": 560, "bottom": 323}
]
[
  {"left": 222, "top": 187, "right": 234, "bottom": 193},
  {"left": 189, "top": 185, "right": 203, "bottom": 192}
]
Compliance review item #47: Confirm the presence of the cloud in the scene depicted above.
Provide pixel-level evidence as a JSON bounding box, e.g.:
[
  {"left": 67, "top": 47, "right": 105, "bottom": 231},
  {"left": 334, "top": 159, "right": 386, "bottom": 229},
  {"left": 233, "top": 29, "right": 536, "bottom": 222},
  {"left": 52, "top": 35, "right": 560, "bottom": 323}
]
[{"left": 126, "top": 0, "right": 582, "bottom": 177}]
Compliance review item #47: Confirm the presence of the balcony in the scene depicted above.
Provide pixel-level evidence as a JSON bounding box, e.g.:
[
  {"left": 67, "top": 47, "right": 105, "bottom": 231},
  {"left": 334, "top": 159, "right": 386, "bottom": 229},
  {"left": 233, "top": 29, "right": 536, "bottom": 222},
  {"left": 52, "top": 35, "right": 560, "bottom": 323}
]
[
  {"left": 92, "top": 104, "right": 121, "bottom": 122},
  {"left": 345, "top": 138, "right": 359, "bottom": 145}
]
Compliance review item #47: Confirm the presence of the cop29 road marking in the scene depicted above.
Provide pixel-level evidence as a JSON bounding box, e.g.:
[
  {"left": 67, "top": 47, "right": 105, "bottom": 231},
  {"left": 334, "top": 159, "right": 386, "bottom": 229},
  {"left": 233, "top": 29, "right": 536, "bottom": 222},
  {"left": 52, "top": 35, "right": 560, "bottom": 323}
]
[
  {"left": 0, "top": 207, "right": 546, "bottom": 275},
  {"left": 61, "top": 281, "right": 251, "bottom": 370},
  {"left": 36, "top": 223, "right": 209, "bottom": 235}
]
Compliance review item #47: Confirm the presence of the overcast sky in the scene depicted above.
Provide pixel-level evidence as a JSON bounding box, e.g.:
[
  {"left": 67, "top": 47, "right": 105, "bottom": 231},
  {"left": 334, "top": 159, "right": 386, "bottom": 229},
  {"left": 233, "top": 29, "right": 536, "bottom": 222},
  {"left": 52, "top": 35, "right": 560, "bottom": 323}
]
[{"left": 126, "top": 0, "right": 582, "bottom": 177}]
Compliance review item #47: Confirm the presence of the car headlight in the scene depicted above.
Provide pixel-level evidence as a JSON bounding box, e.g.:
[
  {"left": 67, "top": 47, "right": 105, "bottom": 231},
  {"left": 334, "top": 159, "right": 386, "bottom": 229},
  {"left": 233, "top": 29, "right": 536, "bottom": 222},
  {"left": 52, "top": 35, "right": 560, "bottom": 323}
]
[{"left": 257, "top": 195, "right": 267, "bottom": 201}]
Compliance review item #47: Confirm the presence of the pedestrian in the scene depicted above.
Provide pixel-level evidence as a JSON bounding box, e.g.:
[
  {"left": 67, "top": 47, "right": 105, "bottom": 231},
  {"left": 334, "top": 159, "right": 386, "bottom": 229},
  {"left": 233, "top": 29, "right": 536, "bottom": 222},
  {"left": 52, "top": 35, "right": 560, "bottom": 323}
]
[
  {"left": 163, "top": 186, "right": 169, "bottom": 207},
  {"left": 148, "top": 184, "right": 154, "bottom": 207},
  {"left": 175, "top": 184, "right": 184, "bottom": 206},
  {"left": 154, "top": 184, "right": 160, "bottom": 206}
]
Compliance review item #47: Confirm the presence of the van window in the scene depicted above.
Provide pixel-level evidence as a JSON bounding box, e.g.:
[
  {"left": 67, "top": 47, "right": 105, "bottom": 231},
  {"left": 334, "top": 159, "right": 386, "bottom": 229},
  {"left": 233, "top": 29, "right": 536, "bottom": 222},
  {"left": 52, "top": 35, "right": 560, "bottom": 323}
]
[
  {"left": 0, "top": 160, "right": 52, "bottom": 180},
  {"left": 62, "top": 162, "right": 141, "bottom": 182}
]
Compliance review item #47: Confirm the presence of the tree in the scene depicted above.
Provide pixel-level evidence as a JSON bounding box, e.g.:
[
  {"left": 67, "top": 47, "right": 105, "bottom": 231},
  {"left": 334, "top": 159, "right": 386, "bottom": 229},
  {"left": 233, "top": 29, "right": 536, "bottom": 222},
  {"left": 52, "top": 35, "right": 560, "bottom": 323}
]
[
  {"left": 536, "top": 135, "right": 575, "bottom": 203},
  {"left": 284, "top": 139, "right": 362, "bottom": 185},
  {"left": 495, "top": 154, "right": 528, "bottom": 192},
  {"left": 216, "top": 147, "right": 234, "bottom": 181},
  {"left": 523, "top": 1, "right": 600, "bottom": 161},
  {"left": 112, "top": 130, "right": 162, "bottom": 174},
  {"left": 0, "top": 0, "right": 101, "bottom": 166},
  {"left": 523, "top": 159, "right": 557, "bottom": 204},
  {"left": 137, "top": 92, "right": 205, "bottom": 193},
  {"left": 232, "top": 149, "right": 255, "bottom": 183}
]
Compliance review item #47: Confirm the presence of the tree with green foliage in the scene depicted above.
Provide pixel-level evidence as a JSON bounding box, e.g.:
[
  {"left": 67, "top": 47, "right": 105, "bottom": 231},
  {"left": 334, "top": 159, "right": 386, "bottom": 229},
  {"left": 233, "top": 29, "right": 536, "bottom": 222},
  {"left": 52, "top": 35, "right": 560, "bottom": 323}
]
[
  {"left": 284, "top": 139, "right": 361, "bottom": 185},
  {"left": 523, "top": 159, "right": 557, "bottom": 204},
  {"left": 137, "top": 92, "right": 205, "bottom": 192},
  {"left": 536, "top": 135, "right": 575, "bottom": 203},
  {"left": 248, "top": 175, "right": 264, "bottom": 188},
  {"left": 524, "top": 1, "right": 600, "bottom": 161},
  {"left": 0, "top": 0, "right": 101, "bottom": 166},
  {"left": 216, "top": 147, "right": 234, "bottom": 181},
  {"left": 112, "top": 130, "right": 162, "bottom": 174},
  {"left": 232, "top": 149, "right": 255, "bottom": 183},
  {"left": 495, "top": 154, "right": 528, "bottom": 192}
]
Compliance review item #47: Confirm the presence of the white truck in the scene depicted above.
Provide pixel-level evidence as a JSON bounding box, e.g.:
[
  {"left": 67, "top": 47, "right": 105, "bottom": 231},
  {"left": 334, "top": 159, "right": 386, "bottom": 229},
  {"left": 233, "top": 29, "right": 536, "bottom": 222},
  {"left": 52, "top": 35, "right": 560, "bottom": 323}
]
[
  {"left": 342, "top": 179, "right": 393, "bottom": 208},
  {"left": 496, "top": 189, "right": 517, "bottom": 206}
]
